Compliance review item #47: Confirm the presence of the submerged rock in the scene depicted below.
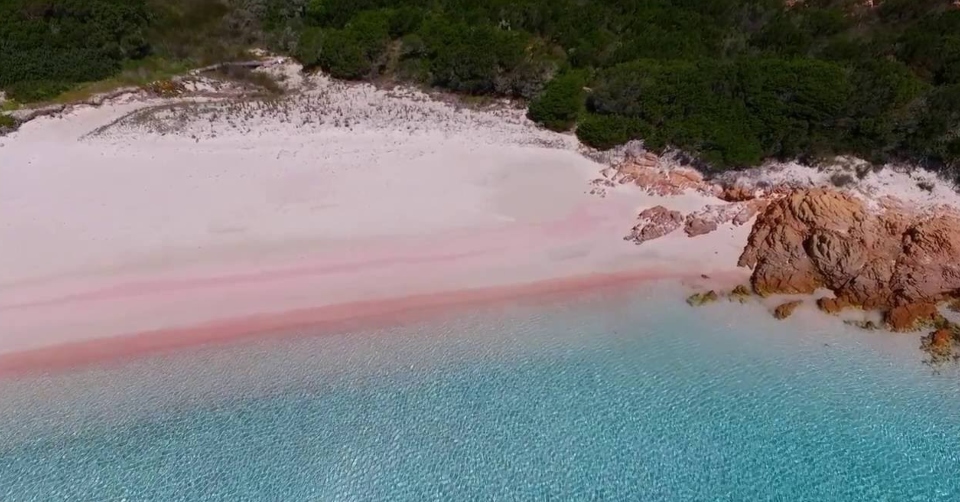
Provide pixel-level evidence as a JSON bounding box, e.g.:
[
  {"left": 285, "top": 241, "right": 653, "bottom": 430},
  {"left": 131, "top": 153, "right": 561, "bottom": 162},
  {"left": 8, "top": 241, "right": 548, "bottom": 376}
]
[
  {"left": 844, "top": 319, "right": 881, "bottom": 330},
  {"left": 817, "top": 297, "right": 852, "bottom": 315},
  {"left": 773, "top": 300, "right": 803, "bottom": 320},
  {"left": 729, "top": 284, "right": 752, "bottom": 303},
  {"left": 921, "top": 325, "right": 960, "bottom": 364},
  {"left": 686, "top": 290, "right": 719, "bottom": 307},
  {"left": 949, "top": 298, "right": 960, "bottom": 313}
]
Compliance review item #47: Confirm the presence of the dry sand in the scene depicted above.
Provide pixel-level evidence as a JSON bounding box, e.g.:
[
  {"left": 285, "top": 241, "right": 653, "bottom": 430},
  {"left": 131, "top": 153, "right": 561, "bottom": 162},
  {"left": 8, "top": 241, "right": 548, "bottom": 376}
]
[{"left": 0, "top": 69, "right": 750, "bottom": 371}]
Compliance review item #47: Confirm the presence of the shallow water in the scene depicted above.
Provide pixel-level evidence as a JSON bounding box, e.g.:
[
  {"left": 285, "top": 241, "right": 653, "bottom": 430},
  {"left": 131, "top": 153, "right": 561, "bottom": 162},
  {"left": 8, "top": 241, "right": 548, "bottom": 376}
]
[{"left": 1, "top": 282, "right": 959, "bottom": 501}]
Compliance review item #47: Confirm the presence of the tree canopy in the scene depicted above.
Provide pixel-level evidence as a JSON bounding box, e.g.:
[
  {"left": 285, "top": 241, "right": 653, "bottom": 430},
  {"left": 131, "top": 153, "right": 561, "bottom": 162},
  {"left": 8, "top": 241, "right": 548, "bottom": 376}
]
[{"left": 2, "top": 0, "right": 959, "bottom": 175}]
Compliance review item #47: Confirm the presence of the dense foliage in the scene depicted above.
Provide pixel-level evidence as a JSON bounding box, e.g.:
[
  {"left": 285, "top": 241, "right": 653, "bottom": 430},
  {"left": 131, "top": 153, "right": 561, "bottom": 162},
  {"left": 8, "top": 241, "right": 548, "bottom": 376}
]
[
  {"left": 2, "top": 0, "right": 959, "bottom": 175},
  {"left": 0, "top": 0, "right": 150, "bottom": 100}
]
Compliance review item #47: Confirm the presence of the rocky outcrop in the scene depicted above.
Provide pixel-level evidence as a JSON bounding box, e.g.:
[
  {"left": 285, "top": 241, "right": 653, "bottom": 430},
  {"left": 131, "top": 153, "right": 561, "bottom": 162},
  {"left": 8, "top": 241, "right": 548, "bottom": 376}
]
[
  {"left": 682, "top": 199, "right": 769, "bottom": 237},
  {"left": 739, "top": 188, "right": 960, "bottom": 331},
  {"left": 596, "top": 151, "right": 717, "bottom": 197},
  {"left": 625, "top": 206, "right": 684, "bottom": 244},
  {"left": 719, "top": 185, "right": 756, "bottom": 202}
]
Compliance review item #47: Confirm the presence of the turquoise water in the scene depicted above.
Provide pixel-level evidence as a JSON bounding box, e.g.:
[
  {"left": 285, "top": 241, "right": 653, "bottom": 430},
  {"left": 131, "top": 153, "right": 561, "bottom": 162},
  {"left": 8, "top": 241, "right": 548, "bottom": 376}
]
[{"left": 2, "top": 283, "right": 960, "bottom": 501}]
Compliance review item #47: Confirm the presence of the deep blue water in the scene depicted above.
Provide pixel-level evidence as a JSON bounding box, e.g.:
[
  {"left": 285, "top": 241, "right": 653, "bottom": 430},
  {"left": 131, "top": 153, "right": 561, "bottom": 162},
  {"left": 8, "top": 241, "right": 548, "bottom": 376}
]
[{"left": 1, "top": 283, "right": 959, "bottom": 501}]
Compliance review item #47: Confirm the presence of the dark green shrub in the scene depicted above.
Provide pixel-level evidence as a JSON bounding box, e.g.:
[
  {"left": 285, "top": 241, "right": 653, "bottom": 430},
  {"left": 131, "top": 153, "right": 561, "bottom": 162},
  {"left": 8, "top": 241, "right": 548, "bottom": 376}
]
[
  {"left": 0, "top": 114, "right": 16, "bottom": 129},
  {"left": 318, "top": 30, "right": 371, "bottom": 79},
  {"left": 527, "top": 72, "right": 586, "bottom": 131},
  {"left": 296, "top": 27, "right": 325, "bottom": 68},
  {"left": 4, "top": 81, "right": 72, "bottom": 103},
  {"left": 576, "top": 113, "right": 643, "bottom": 150}
]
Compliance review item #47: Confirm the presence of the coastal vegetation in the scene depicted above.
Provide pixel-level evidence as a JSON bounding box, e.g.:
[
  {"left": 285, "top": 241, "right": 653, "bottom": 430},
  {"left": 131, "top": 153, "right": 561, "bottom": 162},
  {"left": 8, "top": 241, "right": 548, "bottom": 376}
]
[{"left": 2, "top": 0, "right": 959, "bottom": 175}]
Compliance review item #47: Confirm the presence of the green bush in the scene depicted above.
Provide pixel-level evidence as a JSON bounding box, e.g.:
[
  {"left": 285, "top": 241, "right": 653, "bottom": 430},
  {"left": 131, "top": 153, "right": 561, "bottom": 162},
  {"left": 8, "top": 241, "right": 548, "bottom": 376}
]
[
  {"left": 576, "top": 113, "right": 644, "bottom": 150},
  {"left": 0, "top": 114, "right": 16, "bottom": 129},
  {"left": 4, "top": 81, "right": 72, "bottom": 103},
  {"left": 307, "top": 10, "right": 391, "bottom": 79},
  {"left": 528, "top": 72, "right": 586, "bottom": 131},
  {"left": 296, "top": 27, "right": 326, "bottom": 68}
]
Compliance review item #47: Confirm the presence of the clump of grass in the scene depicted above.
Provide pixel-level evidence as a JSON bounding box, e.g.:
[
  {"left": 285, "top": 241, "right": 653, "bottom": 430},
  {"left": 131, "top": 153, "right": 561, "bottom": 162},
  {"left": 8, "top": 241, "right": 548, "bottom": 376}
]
[
  {"left": 145, "top": 80, "right": 187, "bottom": 97},
  {"left": 1, "top": 99, "right": 21, "bottom": 112}
]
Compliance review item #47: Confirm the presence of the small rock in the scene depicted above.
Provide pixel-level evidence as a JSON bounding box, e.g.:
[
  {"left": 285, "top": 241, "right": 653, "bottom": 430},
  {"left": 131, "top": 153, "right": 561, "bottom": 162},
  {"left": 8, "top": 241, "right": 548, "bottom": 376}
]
[
  {"left": 684, "top": 217, "right": 718, "bottom": 237},
  {"left": 719, "top": 185, "right": 755, "bottom": 202},
  {"left": 885, "top": 303, "right": 941, "bottom": 332},
  {"left": 817, "top": 297, "right": 851, "bottom": 315},
  {"left": 686, "top": 290, "right": 719, "bottom": 307},
  {"left": 844, "top": 319, "right": 881, "bottom": 330},
  {"left": 729, "top": 284, "right": 752, "bottom": 303},
  {"left": 625, "top": 206, "right": 684, "bottom": 244},
  {"left": 773, "top": 300, "right": 803, "bottom": 320}
]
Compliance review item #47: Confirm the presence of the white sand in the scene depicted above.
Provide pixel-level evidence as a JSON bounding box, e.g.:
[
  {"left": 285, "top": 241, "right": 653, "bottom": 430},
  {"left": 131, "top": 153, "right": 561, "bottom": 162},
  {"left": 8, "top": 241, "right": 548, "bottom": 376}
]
[{"left": 0, "top": 69, "right": 747, "bottom": 359}]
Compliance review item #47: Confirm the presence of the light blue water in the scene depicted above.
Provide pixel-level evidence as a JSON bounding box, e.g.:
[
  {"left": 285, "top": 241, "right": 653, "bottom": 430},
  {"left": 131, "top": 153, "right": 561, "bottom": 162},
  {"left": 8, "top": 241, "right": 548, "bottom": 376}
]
[{"left": 1, "top": 283, "right": 960, "bottom": 501}]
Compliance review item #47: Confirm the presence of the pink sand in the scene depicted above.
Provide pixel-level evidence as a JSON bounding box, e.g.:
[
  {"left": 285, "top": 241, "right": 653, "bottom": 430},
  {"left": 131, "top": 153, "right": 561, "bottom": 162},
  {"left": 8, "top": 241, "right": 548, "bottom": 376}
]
[{"left": 0, "top": 74, "right": 751, "bottom": 375}]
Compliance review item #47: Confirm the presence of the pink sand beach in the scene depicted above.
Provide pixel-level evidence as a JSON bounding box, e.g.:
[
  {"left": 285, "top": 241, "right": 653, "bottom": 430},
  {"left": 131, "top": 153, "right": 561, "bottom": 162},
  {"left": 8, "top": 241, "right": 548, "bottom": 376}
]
[{"left": 0, "top": 70, "right": 751, "bottom": 374}]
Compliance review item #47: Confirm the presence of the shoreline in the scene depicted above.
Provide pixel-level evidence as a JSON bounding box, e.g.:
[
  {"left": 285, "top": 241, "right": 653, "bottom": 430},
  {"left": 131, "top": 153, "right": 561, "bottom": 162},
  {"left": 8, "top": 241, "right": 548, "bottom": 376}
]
[
  {"left": 0, "top": 268, "right": 746, "bottom": 377},
  {"left": 1, "top": 66, "right": 753, "bottom": 376},
  {"left": 5, "top": 61, "right": 960, "bottom": 377}
]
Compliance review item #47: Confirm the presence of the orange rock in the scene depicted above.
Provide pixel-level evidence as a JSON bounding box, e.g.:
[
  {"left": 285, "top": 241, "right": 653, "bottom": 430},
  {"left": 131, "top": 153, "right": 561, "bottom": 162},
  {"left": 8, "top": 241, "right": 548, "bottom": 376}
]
[
  {"left": 817, "top": 297, "right": 851, "bottom": 315},
  {"left": 884, "top": 303, "right": 939, "bottom": 332},
  {"left": 738, "top": 187, "right": 960, "bottom": 324},
  {"left": 773, "top": 300, "right": 803, "bottom": 320},
  {"left": 684, "top": 217, "right": 718, "bottom": 237},
  {"left": 610, "top": 154, "right": 714, "bottom": 196},
  {"left": 931, "top": 328, "right": 954, "bottom": 349},
  {"left": 719, "top": 185, "right": 755, "bottom": 202},
  {"left": 625, "top": 206, "right": 684, "bottom": 244}
]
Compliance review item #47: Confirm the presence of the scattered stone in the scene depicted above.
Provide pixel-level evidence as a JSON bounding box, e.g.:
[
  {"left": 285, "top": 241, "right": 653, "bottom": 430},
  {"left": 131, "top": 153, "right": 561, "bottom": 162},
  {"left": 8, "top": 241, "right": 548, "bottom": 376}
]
[
  {"left": 844, "top": 319, "right": 881, "bottom": 330},
  {"left": 719, "top": 185, "right": 755, "bottom": 202},
  {"left": 948, "top": 298, "right": 960, "bottom": 313},
  {"left": 684, "top": 216, "right": 718, "bottom": 237},
  {"left": 729, "top": 284, "right": 752, "bottom": 303},
  {"left": 817, "top": 297, "right": 852, "bottom": 315},
  {"left": 920, "top": 325, "right": 960, "bottom": 365},
  {"left": 773, "top": 300, "right": 803, "bottom": 320},
  {"left": 609, "top": 152, "right": 716, "bottom": 196},
  {"left": 686, "top": 290, "right": 719, "bottom": 307},
  {"left": 625, "top": 206, "right": 683, "bottom": 244}
]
